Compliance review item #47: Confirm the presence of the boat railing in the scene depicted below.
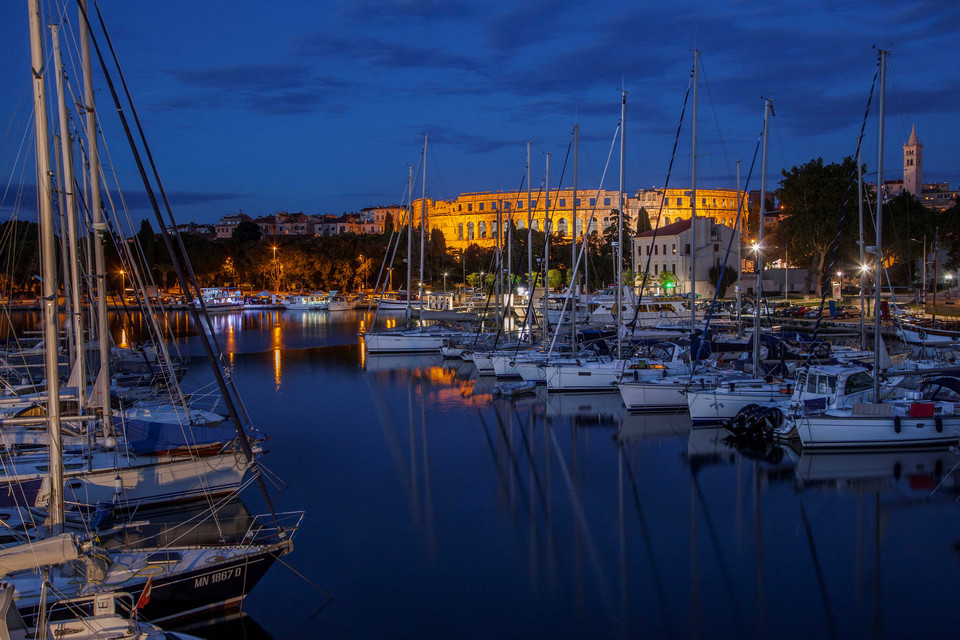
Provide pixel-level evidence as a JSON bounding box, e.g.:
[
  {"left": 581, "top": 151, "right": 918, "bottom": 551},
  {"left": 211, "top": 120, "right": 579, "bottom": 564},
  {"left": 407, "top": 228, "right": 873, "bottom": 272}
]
[{"left": 243, "top": 510, "right": 306, "bottom": 545}]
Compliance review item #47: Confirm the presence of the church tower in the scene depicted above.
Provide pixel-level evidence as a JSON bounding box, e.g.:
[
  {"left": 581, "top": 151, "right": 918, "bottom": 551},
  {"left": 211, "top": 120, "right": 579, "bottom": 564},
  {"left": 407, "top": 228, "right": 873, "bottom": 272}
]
[{"left": 903, "top": 124, "right": 923, "bottom": 196}]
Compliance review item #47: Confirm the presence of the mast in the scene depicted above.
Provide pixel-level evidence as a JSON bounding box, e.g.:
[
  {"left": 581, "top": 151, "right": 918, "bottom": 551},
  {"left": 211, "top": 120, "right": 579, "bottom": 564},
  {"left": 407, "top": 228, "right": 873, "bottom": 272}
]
[
  {"left": 753, "top": 98, "right": 772, "bottom": 375},
  {"left": 873, "top": 50, "right": 886, "bottom": 403},
  {"left": 618, "top": 90, "right": 626, "bottom": 359},
  {"left": 406, "top": 164, "right": 413, "bottom": 319},
  {"left": 28, "top": 0, "right": 64, "bottom": 534},
  {"left": 690, "top": 50, "right": 699, "bottom": 337},
  {"left": 858, "top": 146, "right": 866, "bottom": 348},
  {"left": 79, "top": 0, "right": 111, "bottom": 432},
  {"left": 51, "top": 25, "right": 86, "bottom": 404},
  {"left": 543, "top": 153, "right": 551, "bottom": 343},
  {"left": 572, "top": 124, "right": 579, "bottom": 351},
  {"left": 419, "top": 135, "right": 427, "bottom": 322},
  {"left": 526, "top": 141, "right": 533, "bottom": 343},
  {"left": 736, "top": 160, "right": 742, "bottom": 338}
]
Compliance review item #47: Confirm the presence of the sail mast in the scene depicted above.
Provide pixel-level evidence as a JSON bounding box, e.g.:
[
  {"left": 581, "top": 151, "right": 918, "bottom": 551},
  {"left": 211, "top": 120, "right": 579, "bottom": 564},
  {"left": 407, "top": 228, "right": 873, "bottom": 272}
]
[
  {"left": 406, "top": 164, "right": 413, "bottom": 319},
  {"left": 753, "top": 97, "right": 771, "bottom": 375},
  {"left": 618, "top": 90, "right": 626, "bottom": 360},
  {"left": 28, "top": 0, "right": 65, "bottom": 534},
  {"left": 572, "top": 124, "right": 579, "bottom": 351},
  {"left": 419, "top": 135, "right": 427, "bottom": 322},
  {"left": 526, "top": 142, "right": 533, "bottom": 343},
  {"left": 873, "top": 50, "right": 886, "bottom": 403},
  {"left": 543, "top": 153, "right": 551, "bottom": 344},
  {"left": 690, "top": 51, "right": 699, "bottom": 335},
  {"left": 51, "top": 25, "right": 87, "bottom": 404},
  {"left": 858, "top": 146, "right": 866, "bottom": 348},
  {"left": 79, "top": 0, "right": 111, "bottom": 432}
]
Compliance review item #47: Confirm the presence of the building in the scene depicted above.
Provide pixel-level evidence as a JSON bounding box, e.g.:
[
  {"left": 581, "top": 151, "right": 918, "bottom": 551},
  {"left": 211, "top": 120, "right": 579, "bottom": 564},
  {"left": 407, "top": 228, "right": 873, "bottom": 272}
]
[
  {"left": 215, "top": 213, "right": 251, "bottom": 239},
  {"left": 633, "top": 218, "right": 740, "bottom": 298},
  {"left": 420, "top": 188, "right": 633, "bottom": 251},
  {"left": 634, "top": 187, "right": 748, "bottom": 231},
  {"left": 920, "top": 182, "right": 958, "bottom": 211},
  {"left": 903, "top": 124, "right": 922, "bottom": 196},
  {"left": 360, "top": 206, "right": 405, "bottom": 233}
]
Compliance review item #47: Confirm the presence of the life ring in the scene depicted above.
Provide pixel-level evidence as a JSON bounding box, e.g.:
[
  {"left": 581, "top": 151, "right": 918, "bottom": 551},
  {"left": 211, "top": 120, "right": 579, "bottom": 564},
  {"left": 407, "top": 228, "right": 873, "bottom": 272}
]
[{"left": 917, "top": 329, "right": 927, "bottom": 340}]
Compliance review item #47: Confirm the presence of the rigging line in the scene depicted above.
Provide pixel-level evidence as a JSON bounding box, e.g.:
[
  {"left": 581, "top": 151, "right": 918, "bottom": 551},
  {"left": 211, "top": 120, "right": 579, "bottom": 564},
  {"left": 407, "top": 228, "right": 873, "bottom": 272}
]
[
  {"left": 78, "top": 0, "right": 283, "bottom": 531},
  {"left": 690, "top": 131, "right": 762, "bottom": 377},
  {"left": 697, "top": 57, "right": 735, "bottom": 180},
  {"left": 885, "top": 58, "right": 911, "bottom": 144},
  {"left": 805, "top": 54, "right": 880, "bottom": 349},
  {"left": 627, "top": 68, "right": 694, "bottom": 338},
  {"left": 546, "top": 122, "right": 620, "bottom": 355},
  {"left": 427, "top": 139, "right": 449, "bottom": 203}
]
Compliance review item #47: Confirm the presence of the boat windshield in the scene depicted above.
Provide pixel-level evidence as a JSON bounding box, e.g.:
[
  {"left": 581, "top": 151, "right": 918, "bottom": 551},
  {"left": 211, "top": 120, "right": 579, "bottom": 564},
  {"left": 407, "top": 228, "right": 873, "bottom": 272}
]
[
  {"left": 806, "top": 374, "right": 838, "bottom": 395},
  {"left": 843, "top": 371, "right": 874, "bottom": 395}
]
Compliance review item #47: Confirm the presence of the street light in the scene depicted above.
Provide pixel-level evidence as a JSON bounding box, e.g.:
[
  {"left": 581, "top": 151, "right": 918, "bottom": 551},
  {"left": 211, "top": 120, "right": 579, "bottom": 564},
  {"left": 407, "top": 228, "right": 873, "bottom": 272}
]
[
  {"left": 443, "top": 272, "right": 449, "bottom": 292},
  {"left": 271, "top": 246, "right": 279, "bottom": 291},
  {"left": 119, "top": 270, "right": 125, "bottom": 299},
  {"left": 387, "top": 267, "right": 394, "bottom": 291},
  {"left": 358, "top": 254, "right": 366, "bottom": 291}
]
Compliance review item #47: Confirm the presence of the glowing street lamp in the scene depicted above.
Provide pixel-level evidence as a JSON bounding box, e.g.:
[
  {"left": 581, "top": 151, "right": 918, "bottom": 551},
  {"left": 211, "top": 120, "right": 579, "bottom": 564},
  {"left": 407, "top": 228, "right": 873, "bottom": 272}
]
[
  {"left": 443, "top": 272, "right": 449, "bottom": 292},
  {"left": 271, "top": 246, "right": 279, "bottom": 291},
  {"left": 119, "top": 270, "right": 125, "bottom": 299}
]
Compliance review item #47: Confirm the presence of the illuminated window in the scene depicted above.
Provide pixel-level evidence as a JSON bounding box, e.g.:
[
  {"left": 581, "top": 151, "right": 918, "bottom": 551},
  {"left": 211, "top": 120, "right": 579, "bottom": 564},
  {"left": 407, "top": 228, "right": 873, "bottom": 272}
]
[
  {"left": 458, "top": 223, "right": 464, "bottom": 240},
  {"left": 479, "top": 221, "right": 486, "bottom": 238}
]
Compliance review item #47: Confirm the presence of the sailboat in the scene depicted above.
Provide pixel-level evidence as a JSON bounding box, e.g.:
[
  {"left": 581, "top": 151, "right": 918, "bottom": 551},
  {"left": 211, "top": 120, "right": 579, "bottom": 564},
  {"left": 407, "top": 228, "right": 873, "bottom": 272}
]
[
  {"left": 1, "top": 1, "right": 303, "bottom": 626},
  {"left": 775, "top": 50, "right": 960, "bottom": 449}
]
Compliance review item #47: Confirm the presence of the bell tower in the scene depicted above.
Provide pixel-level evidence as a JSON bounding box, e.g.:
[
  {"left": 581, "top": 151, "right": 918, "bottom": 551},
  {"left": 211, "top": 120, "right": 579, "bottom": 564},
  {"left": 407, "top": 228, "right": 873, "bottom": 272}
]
[{"left": 903, "top": 124, "right": 923, "bottom": 196}]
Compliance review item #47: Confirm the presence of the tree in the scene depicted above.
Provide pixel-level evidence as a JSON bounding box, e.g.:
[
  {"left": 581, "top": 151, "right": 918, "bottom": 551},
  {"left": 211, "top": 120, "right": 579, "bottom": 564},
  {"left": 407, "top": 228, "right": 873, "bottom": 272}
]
[
  {"left": 233, "top": 219, "right": 261, "bottom": 244},
  {"left": 635, "top": 207, "right": 652, "bottom": 234},
  {"left": 773, "top": 156, "right": 860, "bottom": 294},
  {"left": 658, "top": 270, "right": 678, "bottom": 292},
  {"left": 383, "top": 212, "right": 394, "bottom": 236},
  {"left": 708, "top": 265, "right": 738, "bottom": 297}
]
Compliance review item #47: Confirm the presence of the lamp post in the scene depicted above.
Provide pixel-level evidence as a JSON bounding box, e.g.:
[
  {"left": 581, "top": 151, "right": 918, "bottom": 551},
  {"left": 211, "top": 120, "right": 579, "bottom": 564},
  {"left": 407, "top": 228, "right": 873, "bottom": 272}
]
[
  {"left": 119, "top": 269, "right": 125, "bottom": 300},
  {"left": 359, "top": 254, "right": 366, "bottom": 291},
  {"left": 271, "top": 246, "right": 279, "bottom": 291},
  {"left": 837, "top": 270, "right": 843, "bottom": 299},
  {"left": 443, "top": 272, "right": 449, "bottom": 292}
]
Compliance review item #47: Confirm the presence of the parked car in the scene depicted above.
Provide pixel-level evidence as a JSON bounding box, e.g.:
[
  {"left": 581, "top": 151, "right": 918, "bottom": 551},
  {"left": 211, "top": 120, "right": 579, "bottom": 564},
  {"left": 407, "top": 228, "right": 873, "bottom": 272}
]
[{"left": 836, "top": 305, "right": 861, "bottom": 319}]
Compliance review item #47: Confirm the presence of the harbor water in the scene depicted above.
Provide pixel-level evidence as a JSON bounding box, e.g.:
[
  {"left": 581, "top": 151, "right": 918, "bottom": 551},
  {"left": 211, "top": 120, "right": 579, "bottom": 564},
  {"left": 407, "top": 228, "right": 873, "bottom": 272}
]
[{"left": 4, "top": 309, "right": 960, "bottom": 639}]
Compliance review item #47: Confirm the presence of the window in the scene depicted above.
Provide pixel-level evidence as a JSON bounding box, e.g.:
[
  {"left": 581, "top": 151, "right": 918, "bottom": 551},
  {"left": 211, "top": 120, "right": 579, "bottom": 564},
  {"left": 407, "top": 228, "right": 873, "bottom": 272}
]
[
  {"left": 702, "top": 198, "right": 707, "bottom": 206},
  {"left": 662, "top": 244, "right": 666, "bottom": 255},
  {"left": 458, "top": 223, "right": 464, "bottom": 240},
  {"left": 518, "top": 201, "right": 524, "bottom": 209},
  {"left": 664, "top": 217, "right": 671, "bottom": 225},
  {"left": 671, "top": 264, "right": 676, "bottom": 274},
  {"left": 684, "top": 244, "right": 690, "bottom": 254},
  {"left": 491, "top": 202, "right": 497, "bottom": 210},
  {"left": 713, "top": 198, "right": 717, "bottom": 206},
  {"left": 531, "top": 219, "right": 539, "bottom": 231},
  {"left": 604, "top": 198, "right": 611, "bottom": 206},
  {"left": 532, "top": 200, "right": 538, "bottom": 209},
  {"left": 575, "top": 198, "right": 581, "bottom": 206},
  {"left": 559, "top": 198, "right": 566, "bottom": 207},
  {"left": 672, "top": 244, "right": 676, "bottom": 255},
  {"left": 517, "top": 219, "right": 525, "bottom": 229},
  {"left": 590, "top": 198, "right": 596, "bottom": 206},
  {"left": 646, "top": 245, "right": 650, "bottom": 255},
  {"left": 479, "top": 203, "right": 484, "bottom": 211},
  {"left": 504, "top": 202, "right": 511, "bottom": 211},
  {"left": 467, "top": 203, "right": 472, "bottom": 212},
  {"left": 654, "top": 264, "right": 659, "bottom": 275},
  {"left": 576, "top": 218, "right": 583, "bottom": 235},
  {"left": 468, "top": 221, "right": 475, "bottom": 239},
  {"left": 491, "top": 221, "right": 498, "bottom": 237},
  {"left": 478, "top": 221, "right": 487, "bottom": 238},
  {"left": 654, "top": 245, "right": 659, "bottom": 255},
  {"left": 558, "top": 218, "right": 568, "bottom": 236}
]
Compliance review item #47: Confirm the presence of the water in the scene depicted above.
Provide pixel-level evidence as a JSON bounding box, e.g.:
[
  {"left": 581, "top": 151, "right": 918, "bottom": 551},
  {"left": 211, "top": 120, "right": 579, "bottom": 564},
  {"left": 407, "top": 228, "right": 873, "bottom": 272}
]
[{"left": 8, "top": 309, "right": 960, "bottom": 638}]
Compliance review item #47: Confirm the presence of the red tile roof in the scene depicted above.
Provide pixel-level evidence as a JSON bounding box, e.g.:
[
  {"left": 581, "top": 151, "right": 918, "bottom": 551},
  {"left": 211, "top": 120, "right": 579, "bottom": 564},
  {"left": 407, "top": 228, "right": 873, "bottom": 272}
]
[{"left": 635, "top": 219, "right": 692, "bottom": 238}]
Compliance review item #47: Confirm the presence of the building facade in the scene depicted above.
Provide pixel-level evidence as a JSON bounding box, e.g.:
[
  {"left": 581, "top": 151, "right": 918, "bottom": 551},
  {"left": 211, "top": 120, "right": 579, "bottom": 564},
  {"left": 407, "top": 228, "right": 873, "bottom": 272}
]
[
  {"left": 421, "top": 189, "right": 635, "bottom": 251},
  {"left": 903, "top": 124, "right": 923, "bottom": 197},
  {"left": 633, "top": 218, "right": 740, "bottom": 298},
  {"left": 215, "top": 213, "right": 251, "bottom": 239},
  {"left": 635, "top": 187, "right": 748, "bottom": 231}
]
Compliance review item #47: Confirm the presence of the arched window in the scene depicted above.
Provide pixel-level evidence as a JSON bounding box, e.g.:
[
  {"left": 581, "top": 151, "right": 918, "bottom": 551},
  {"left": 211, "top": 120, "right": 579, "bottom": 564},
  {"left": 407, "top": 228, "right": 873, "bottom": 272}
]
[
  {"left": 588, "top": 219, "right": 598, "bottom": 235},
  {"left": 478, "top": 220, "right": 487, "bottom": 238},
  {"left": 531, "top": 219, "right": 539, "bottom": 231},
  {"left": 516, "top": 219, "right": 526, "bottom": 230},
  {"left": 664, "top": 217, "right": 671, "bottom": 226},
  {"left": 557, "top": 218, "right": 568, "bottom": 236},
  {"left": 468, "top": 221, "right": 475, "bottom": 239},
  {"left": 491, "top": 221, "right": 498, "bottom": 238},
  {"left": 458, "top": 223, "right": 464, "bottom": 240},
  {"left": 576, "top": 218, "right": 584, "bottom": 236}
]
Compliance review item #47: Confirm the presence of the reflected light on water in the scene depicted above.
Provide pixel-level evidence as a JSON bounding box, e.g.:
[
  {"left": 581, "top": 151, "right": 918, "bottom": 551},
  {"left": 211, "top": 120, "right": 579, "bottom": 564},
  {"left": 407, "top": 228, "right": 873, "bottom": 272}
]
[{"left": 274, "top": 348, "right": 282, "bottom": 390}]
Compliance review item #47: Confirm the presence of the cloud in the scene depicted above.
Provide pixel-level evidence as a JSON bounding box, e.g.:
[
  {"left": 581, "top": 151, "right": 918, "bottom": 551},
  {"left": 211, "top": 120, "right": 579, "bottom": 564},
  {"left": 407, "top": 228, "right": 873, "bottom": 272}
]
[
  {"left": 297, "top": 33, "right": 485, "bottom": 74},
  {"left": 340, "top": 0, "right": 480, "bottom": 23},
  {"left": 163, "top": 64, "right": 352, "bottom": 115},
  {"left": 0, "top": 183, "right": 245, "bottom": 217}
]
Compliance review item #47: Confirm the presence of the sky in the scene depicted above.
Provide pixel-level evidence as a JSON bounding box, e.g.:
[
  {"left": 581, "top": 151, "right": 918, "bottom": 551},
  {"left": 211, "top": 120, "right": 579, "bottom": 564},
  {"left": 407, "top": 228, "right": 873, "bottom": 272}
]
[{"left": 1, "top": 0, "right": 958, "bottom": 226}]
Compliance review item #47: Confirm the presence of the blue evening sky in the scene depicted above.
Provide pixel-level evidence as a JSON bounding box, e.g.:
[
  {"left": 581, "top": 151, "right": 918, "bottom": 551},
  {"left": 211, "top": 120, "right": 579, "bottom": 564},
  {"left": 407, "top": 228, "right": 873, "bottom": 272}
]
[{"left": 1, "top": 0, "right": 958, "bottom": 225}]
